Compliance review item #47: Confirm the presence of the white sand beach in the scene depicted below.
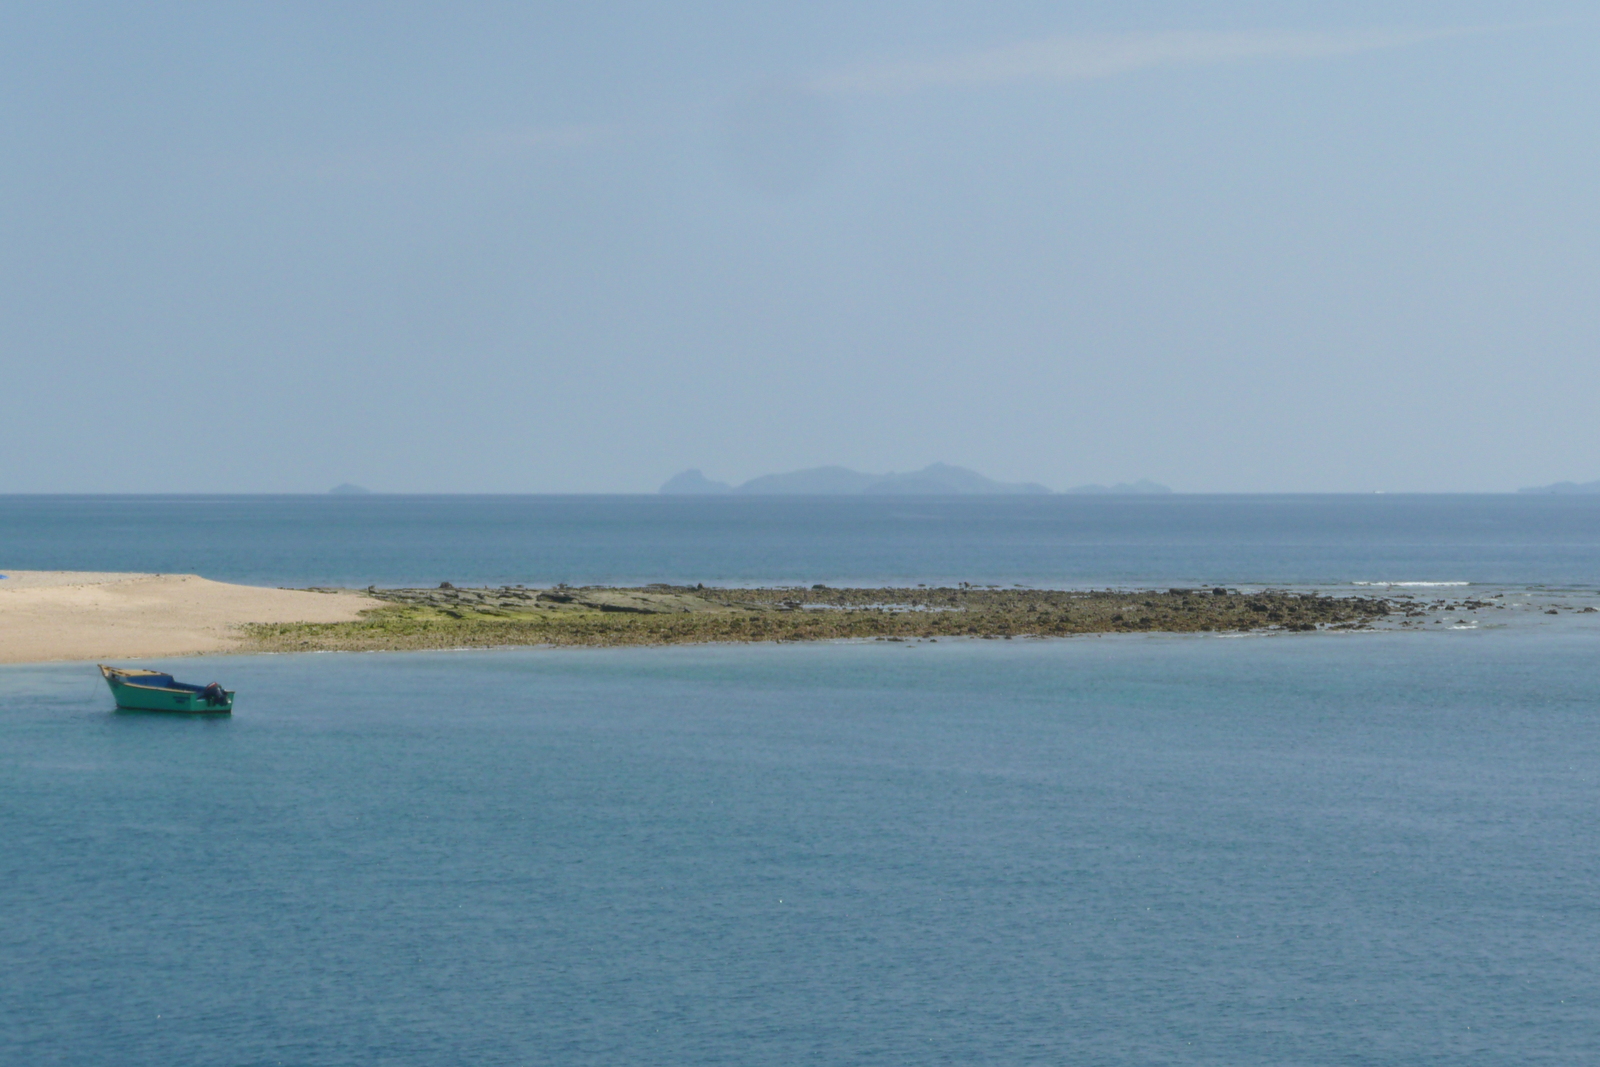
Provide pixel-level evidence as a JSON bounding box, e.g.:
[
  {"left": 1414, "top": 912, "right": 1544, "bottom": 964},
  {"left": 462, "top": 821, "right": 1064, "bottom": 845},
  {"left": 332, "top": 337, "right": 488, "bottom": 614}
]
[{"left": 0, "top": 571, "right": 384, "bottom": 664}]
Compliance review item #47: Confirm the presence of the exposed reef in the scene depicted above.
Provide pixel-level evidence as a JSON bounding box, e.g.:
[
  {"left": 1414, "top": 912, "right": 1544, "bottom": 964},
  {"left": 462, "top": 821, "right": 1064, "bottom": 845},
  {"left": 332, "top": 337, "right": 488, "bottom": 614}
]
[{"left": 243, "top": 585, "right": 1403, "bottom": 653}]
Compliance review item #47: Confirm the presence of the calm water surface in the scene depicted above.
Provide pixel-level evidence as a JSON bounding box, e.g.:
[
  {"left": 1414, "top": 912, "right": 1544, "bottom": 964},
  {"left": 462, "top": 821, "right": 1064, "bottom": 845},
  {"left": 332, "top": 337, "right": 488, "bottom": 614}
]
[
  {"left": 5, "top": 634, "right": 1600, "bottom": 1065},
  {"left": 5, "top": 493, "right": 1600, "bottom": 587},
  {"left": 6, "top": 496, "right": 1600, "bottom": 1063}
]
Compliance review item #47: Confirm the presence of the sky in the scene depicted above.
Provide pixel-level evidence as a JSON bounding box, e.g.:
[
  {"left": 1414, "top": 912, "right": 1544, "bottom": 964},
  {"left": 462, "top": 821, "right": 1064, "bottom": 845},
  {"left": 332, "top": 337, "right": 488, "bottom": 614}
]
[{"left": 2, "top": 1, "right": 1597, "bottom": 493}]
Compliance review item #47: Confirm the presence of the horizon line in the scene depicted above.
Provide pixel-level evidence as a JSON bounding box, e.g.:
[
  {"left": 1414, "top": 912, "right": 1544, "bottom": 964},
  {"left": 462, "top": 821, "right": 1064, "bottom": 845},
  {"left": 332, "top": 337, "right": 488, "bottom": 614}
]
[{"left": 0, "top": 490, "right": 1589, "bottom": 498}]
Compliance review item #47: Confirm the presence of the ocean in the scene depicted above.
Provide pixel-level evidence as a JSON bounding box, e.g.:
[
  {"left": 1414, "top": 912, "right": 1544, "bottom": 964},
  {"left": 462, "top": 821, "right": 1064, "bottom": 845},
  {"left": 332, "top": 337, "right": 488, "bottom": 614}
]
[
  {"left": 4, "top": 495, "right": 1600, "bottom": 1064},
  {"left": 4, "top": 492, "right": 1600, "bottom": 588}
]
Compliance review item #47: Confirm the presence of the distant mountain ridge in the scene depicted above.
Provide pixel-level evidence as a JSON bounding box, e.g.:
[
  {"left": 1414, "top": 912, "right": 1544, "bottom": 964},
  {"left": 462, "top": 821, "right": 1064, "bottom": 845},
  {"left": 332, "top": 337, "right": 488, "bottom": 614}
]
[{"left": 661, "top": 464, "right": 1170, "bottom": 496}]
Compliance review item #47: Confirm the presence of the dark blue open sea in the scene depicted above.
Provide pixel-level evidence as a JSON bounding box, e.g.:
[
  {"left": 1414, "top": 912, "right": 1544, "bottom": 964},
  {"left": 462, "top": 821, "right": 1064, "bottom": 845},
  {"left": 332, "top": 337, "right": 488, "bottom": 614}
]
[
  {"left": 5, "top": 495, "right": 1600, "bottom": 1065},
  {"left": 5, "top": 492, "right": 1600, "bottom": 588}
]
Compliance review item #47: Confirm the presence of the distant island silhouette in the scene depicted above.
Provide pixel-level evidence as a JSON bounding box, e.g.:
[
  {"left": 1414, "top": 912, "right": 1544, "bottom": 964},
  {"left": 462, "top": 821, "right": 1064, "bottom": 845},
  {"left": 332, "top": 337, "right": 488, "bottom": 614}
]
[
  {"left": 1518, "top": 480, "right": 1600, "bottom": 494},
  {"left": 1061, "top": 480, "right": 1173, "bottom": 495},
  {"left": 661, "top": 464, "right": 1171, "bottom": 496}
]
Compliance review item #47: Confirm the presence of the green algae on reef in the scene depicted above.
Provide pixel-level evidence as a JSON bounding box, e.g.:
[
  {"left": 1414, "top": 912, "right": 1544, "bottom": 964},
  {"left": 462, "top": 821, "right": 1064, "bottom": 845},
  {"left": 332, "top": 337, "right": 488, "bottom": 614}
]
[{"left": 240, "top": 585, "right": 1399, "bottom": 653}]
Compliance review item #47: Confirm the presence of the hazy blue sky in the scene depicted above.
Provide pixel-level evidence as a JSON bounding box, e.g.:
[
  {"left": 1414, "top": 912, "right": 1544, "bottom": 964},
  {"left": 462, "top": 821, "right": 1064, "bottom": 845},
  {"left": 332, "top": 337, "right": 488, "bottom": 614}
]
[{"left": 3, "top": 2, "right": 1597, "bottom": 492}]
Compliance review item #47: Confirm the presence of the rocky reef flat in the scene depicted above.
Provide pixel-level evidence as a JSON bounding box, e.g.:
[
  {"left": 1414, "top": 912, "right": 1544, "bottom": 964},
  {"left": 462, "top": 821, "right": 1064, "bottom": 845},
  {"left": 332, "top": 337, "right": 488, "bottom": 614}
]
[{"left": 242, "top": 584, "right": 1413, "bottom": 653}]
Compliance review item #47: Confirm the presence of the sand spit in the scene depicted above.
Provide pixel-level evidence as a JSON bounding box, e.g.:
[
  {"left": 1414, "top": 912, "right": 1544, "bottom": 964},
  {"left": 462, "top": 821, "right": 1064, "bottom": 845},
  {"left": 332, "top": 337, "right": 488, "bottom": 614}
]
[
  {"left": 0, "top": 571, "right": 386, "bottom": 664},
  {"left": 11, "top": 575, "right": 1558, "bottom": 665}
]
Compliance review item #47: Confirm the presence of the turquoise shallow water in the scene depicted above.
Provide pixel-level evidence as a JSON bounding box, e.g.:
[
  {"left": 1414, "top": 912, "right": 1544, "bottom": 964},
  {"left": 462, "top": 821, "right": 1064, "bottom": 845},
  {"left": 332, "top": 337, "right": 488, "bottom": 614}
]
[{"left": 5, "top": 632, "right": 1600, "bottom": 1065}]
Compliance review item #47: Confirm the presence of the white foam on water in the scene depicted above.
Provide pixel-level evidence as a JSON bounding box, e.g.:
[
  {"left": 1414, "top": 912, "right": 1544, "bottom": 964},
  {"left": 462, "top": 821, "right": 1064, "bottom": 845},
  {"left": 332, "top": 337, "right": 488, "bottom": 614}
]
[{"left": 1352, "top": 581, "right": 1470, "bottom": 587}]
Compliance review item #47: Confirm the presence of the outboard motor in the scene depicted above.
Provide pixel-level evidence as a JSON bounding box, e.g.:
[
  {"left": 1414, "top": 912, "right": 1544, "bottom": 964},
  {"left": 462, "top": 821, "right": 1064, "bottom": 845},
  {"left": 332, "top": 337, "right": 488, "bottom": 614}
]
[{"left": 202, "top": 683, "right": 227, "bottom": 706}]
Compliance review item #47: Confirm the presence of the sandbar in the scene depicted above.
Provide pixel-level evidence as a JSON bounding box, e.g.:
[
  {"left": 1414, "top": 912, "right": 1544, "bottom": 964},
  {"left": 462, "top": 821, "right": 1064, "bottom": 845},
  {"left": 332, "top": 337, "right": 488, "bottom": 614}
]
[
  {"left": 0, "top": 571, "right": 386, "bottom": 664},
  {"left": 9, "top": 575, "right": 1524, "bottom": 664}
]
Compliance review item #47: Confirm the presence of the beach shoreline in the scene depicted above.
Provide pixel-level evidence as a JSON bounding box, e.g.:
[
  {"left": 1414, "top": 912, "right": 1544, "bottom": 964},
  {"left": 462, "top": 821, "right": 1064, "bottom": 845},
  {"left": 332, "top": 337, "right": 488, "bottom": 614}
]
[{"left": 0, "top": 571, "right": 385, "bottom": 664}]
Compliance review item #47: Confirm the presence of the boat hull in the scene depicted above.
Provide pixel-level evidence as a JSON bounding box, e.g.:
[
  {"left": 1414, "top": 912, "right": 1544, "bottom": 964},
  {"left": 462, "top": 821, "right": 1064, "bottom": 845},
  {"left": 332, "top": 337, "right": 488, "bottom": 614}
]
[{"left": 100, "top": 666, "right": 234, "bottom": 714}]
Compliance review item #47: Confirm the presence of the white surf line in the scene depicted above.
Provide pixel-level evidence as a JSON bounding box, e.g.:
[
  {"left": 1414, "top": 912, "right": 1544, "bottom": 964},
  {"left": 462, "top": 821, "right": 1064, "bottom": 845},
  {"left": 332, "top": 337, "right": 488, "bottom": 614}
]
[{"left": 1352, "top": 581, "right": 1471, "bottom": 587}]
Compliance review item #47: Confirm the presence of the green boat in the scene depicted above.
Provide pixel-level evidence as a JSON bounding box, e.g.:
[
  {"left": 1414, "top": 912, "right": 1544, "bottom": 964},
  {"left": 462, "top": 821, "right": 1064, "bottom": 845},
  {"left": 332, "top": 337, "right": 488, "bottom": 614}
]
[{"left": 99, "top": 665, "right": 234, "bottom": 713}]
